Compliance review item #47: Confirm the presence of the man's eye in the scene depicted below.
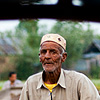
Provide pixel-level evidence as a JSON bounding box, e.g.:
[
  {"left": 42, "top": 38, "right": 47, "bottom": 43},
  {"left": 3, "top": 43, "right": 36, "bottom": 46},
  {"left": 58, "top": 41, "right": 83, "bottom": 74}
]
[
  {"left": 50, "top": 50, "right": 56, "bottom": 54},
  {"left": 41, "top": 50, "right": 46, "bottom": 54}
]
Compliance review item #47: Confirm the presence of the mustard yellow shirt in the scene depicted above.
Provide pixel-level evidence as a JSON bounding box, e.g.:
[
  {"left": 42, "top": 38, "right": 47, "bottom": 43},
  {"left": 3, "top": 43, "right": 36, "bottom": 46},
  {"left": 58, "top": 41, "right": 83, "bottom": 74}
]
[{"left": 44, "top": 83, "right": 57, "bottom": 92}]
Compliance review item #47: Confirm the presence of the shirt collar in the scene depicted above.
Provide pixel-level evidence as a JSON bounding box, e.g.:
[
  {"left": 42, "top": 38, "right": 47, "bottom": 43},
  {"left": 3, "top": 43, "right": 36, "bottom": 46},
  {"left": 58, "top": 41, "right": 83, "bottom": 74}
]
[
  {"left": 36, "top": 71, "right": 45, "bottom": 90},
  {"left": 36, "top": 68, "right": 66, "bottom": 90},
  {"left": 57, "top": 68, "right": 66, "bottom": 89}
]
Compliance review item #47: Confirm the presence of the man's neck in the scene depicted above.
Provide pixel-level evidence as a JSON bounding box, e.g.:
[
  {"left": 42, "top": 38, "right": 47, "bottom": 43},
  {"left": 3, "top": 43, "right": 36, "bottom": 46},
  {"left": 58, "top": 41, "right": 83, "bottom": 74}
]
[
  {"left": 43, "top": 68, "right": 61, "bottom": 84},
  {"left": 10, "top": 81, "right": 15, "bottom": 85}
]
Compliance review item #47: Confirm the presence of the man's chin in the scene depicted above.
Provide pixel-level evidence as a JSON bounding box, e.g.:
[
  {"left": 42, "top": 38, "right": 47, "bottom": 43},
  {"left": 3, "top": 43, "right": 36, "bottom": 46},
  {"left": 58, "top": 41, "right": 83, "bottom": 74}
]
[{"left": 43, "top": 67, "right": 55, "bottom": 73}]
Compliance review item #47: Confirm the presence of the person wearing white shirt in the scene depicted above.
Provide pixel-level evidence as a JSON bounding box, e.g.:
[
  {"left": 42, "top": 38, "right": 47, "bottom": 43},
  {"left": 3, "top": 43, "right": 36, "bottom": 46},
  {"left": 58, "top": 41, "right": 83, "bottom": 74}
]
[{"left": 2, "top": 72, "right": 23, "bottom": 90}]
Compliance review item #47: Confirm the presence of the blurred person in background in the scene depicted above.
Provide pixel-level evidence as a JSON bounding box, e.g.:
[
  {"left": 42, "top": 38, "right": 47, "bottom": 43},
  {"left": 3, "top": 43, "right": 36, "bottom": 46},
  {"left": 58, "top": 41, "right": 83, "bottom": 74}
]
[
  {"left": 2, "top": 72, "right": 23, "bottom": 90},
  {"left": 20, "top": 33, "right": 100, "bottom": 100}
]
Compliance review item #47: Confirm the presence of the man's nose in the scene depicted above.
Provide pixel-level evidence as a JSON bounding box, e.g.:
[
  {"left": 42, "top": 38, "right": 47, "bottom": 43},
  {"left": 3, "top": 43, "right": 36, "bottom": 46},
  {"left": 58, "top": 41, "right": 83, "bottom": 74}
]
[{"left": 45, "top": 51, "right": 51, "bottom": 59}]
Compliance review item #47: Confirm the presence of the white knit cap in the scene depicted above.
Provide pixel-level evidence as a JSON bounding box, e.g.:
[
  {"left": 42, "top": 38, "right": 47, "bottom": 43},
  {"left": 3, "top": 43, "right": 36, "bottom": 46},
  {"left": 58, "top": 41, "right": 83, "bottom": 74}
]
[{"left": 40, "top": 33, "right": 66, "bottom": 50}]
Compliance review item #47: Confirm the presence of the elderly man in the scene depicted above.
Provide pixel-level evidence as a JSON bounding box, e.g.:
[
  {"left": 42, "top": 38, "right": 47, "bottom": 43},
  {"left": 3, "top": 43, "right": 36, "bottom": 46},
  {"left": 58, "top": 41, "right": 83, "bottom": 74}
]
[{"left": 19, "top": 34, "right": 100, "bottom": 100}]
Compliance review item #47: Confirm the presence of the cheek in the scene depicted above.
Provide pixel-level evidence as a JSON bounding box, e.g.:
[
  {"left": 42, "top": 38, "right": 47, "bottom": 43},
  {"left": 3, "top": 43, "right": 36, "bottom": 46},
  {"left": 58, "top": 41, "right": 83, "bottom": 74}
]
[
  {"left": 52, "top": 55, "right": 62, "bottom": 62},
  {"left": 39, "top": 56, "right": 45, "bottom": 62}
]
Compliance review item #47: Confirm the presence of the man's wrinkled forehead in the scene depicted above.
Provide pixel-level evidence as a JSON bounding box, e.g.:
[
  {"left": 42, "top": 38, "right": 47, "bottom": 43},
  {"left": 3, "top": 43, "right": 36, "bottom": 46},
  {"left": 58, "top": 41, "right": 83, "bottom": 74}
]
[
  {"left": 40, "top": 33, "right": 66, "bottom": 50},
  {"left": 40, "top": 41, "right": 62, "bottom": 49},
  {"left": 40, "top": 41, "right": 65, "bottom": 54}
]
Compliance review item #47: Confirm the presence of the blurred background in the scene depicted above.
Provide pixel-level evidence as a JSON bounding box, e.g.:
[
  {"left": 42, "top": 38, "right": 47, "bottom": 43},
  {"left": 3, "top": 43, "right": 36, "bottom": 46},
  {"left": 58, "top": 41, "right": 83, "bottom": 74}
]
[{"left": 0, "top": 19, "right": 100, "bottom": 91}]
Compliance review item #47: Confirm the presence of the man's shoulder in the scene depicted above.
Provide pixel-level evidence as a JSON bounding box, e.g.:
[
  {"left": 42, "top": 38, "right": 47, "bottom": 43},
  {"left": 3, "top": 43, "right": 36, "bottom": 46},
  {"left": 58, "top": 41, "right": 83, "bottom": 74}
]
[
  {"left": 15, "top": 79, "right": 22, "bottom": 83},
  {"left": 4, "top": 80, "right": 10, "bottom": 84},
  {"left": 63, "top": 69, "right": 87, "bottom": 80},
  {"left": 63, "top": 68, "right": 84, "bottom": 75},
  {"left": 27, "top": 71, "right": 42, "bottom": 83}
]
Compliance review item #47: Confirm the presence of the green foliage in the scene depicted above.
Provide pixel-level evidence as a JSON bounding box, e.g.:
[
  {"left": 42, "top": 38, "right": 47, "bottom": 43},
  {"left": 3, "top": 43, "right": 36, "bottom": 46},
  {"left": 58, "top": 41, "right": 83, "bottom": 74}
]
[
  {"left": 90, "top": 66, "right": 100, "bottom": 79},
  {"left": 14, "top": 20, "right": 95, "bottom": 78},
  {"left": 51, "top": 21, "right": 94, "bottom": 68},
  {"left": 0, "top": 71, "right": 10, "bottom": 80},
  {"left": 0, "top": 20, "right": 96, "bottom": 80},
  {"left": 15, "top": 55, "right": 34, "bottom": 80},
  {"left": 94, "top": 34, "right": 100, "bottom": 40},
  {"left": 91, "top": 79, "right": 100, "bottom": 90},
  {"left": 16, "top": 20, "right": 41, "bottom": 48},
  {"left": 14, "top": 20, "right": 42, "bottom": 80}
]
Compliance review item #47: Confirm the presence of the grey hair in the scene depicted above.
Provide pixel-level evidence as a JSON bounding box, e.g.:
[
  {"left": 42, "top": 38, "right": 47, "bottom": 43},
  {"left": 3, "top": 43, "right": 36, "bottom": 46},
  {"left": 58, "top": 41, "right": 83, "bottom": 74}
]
[
  {"left": 61, "top": 47, "right": 65, "bottom": 54},
  {"left": 59, "top": 46, "right": 66, "bottom": 55}
]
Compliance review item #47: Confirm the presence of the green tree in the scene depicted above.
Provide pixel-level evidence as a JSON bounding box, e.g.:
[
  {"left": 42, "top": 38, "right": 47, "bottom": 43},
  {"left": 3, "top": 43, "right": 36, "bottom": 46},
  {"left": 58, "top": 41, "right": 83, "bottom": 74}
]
[
  {"left": 1, "top": 20, "right": 95, "bottom": 79},
  {"left": 14, "top": 20, "right": 42, "bottom": 80},
  {"left": 50, "top": 21, "right": 94, "bottom": 69},
  {"left": 94, "top": 34, "right": 100, "bottom": 40},
  {"left": 90, "top": 66, "right": 100, "bottom": 78}
]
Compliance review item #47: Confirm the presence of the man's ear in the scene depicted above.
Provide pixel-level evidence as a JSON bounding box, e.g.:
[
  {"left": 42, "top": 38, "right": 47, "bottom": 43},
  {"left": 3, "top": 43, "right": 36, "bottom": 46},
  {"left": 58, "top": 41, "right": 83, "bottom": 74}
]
[
  {"left": 61, "top": 52, "right": 67, "bottom": 62},
  {"left": 38, "top": 53, "right": 41, "bottom": 62}
]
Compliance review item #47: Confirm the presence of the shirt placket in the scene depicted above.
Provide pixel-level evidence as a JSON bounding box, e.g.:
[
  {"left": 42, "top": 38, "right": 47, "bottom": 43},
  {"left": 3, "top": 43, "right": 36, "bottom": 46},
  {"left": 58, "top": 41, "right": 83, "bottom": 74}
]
[
  {"left": 43, "top": 84, "right": 56, "bottom": 100},
  {"left": 50, "top": 86, "right": 57, "bottom": 100}
]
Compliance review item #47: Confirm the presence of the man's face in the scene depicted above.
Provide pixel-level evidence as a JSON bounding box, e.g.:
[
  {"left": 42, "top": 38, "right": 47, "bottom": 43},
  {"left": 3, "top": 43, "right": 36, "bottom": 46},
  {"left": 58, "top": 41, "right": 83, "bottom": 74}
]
[
  {"left": 39, "top": 41, "right": 66, "bottom": 72},
  {"left": 9, "top": 74, "right": 17, "bottom": 83}
]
